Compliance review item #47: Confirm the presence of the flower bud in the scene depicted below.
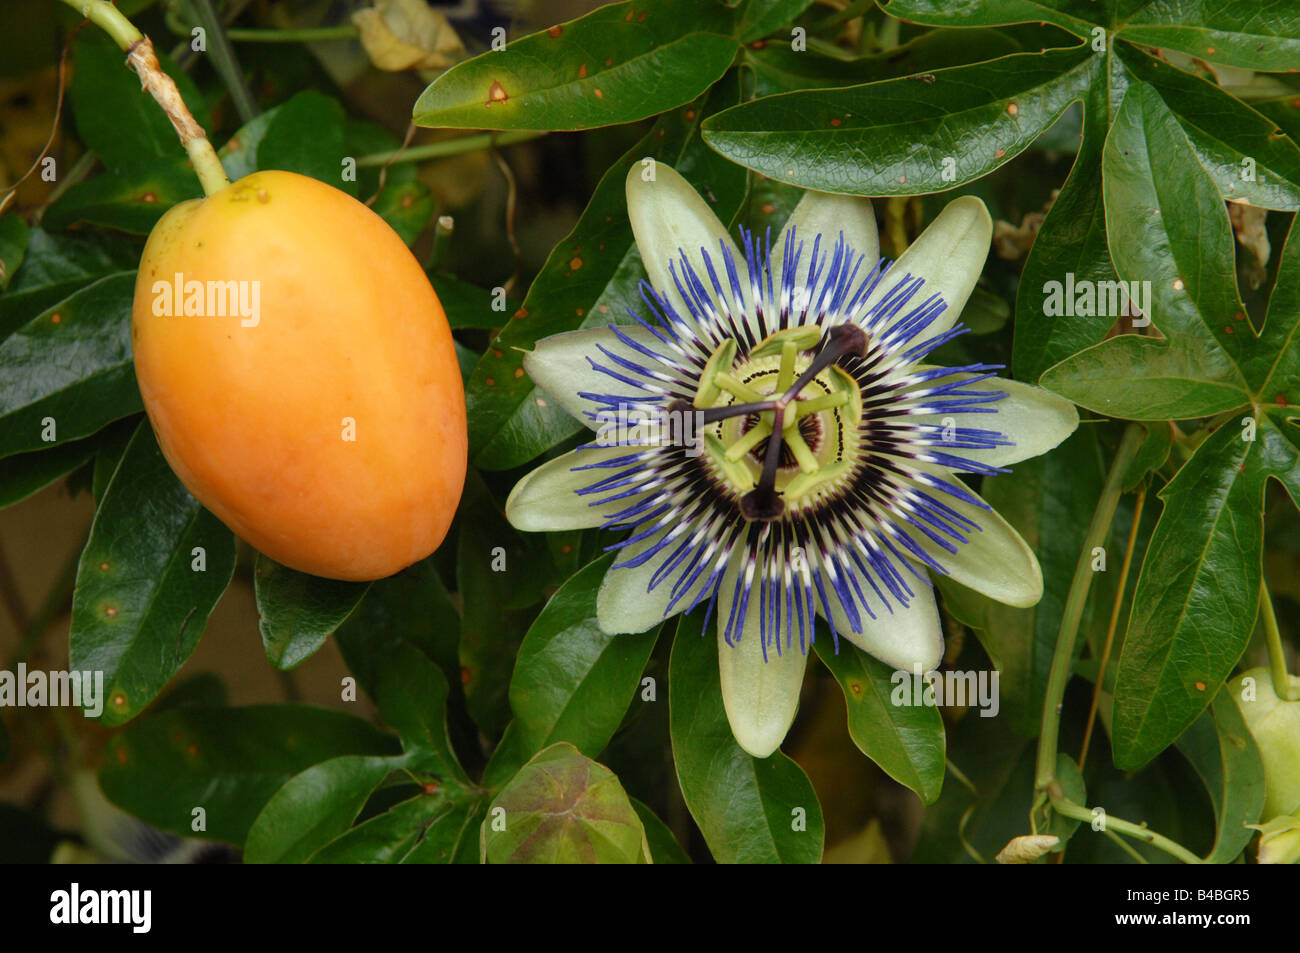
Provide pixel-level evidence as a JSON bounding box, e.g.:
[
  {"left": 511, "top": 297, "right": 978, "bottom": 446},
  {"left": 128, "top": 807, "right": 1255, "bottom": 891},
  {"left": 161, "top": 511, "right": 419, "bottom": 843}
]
[
  {"left": 1231, "top": 667, "right": 1300, "bottom": 820},
  {"left": 995, "top": 834, "right": 1059, "bottom": 864},
  {"left": 1251, "top": 815, "right": 1300, "bottom": 865}
]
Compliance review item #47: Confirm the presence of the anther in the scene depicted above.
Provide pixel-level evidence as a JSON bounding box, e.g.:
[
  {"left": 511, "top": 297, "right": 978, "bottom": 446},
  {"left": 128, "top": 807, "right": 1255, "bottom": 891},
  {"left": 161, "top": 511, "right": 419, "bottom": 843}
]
[{"left": 740, "top": 485, "right": 784, "bottom": 520}]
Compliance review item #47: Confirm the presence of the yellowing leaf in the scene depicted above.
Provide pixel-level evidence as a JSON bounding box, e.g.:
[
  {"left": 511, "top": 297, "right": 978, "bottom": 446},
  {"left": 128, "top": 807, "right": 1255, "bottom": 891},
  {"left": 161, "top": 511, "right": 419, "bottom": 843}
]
[{"left": 352, "top": 0, "right": 464, "bottom": 72}]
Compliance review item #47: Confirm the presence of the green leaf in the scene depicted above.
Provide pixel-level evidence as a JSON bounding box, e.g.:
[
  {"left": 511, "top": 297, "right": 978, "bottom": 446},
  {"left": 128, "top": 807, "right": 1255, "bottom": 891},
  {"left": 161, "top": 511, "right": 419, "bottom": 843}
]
[
  {"left": 1118, "top": 1, "right": 1300, "bottom": 72},
  {"left": 413, "top": 0, "right": 740, "bottom": 131},
  {"left": 406, "top": 800, "right": 488, "bottom": 863},
  {"left": 883, "top": 0, "right": 1105, "bottom": 36},
  {"left": 0, "top": 434, "right": 97, "bottom": 509},
  {"left": 467, "top": 83, "right": 746, "bottom": 469},
  {"left": 70, "top": 423, "right": 236, "bottom": 726},
  {"left": 1091, "top": 197, "right": 1300, "bottom": 766},
  {"left": 945, "top": 427, "right": 1110, "bottom": 736},
  {"left": 1040, "top": 335, "right": 1252, "bottom": 420},
  {"left": 343, "top": 117, "right": 436, "bottom": 243},
  {"left": 309, "top": 791, "right": 482, "bottom": 863},
  {"left": 1042, "top": 754, "right": 1088, "bottom": 849},
  {"left": 632, "top": 797, "right": 691, "bottom": 863},
  {"left": 44, "top": 158, "right": 202, "bottom": 234},
  {"left": 744, "top": 26, "right": 1026, "bottom": 98},
  {"left": 814, "top": 641, "right": 946, "bottom": 804},
  {"left": 69, "top": 29, "right": 210, "bottom": 173},
  {"left": 1013, "top": 80, "right": 1117, "bottom": 383},
  {"left": 483, "top": 742, "right": 649, "bottom": 864},
  {"left": 244, "top": 754, "right": 405, "bottom": 863},
  {"left": 254, "top": 554, "right": 369, "bottom": 670},
  {"left": 374, "top": 642, "right": 467, "bottom": 782},
  {"left": 1242, "top": 215, "right": 1300, "bottom": 405},
  {"left": 457, "top": 472, "right": 562, "bottom": 738},
  {"left": 1112, "top": 416, "right": 1295, "bottom": 768},
  {"left": 1175, "top": 689, "right": 1265, "bottom": 862},
  {"left": 0, "top": 213, "right": 29, "bottom": 291},
  {"left": 1116, "top": 43, "right": 1300, "bottom": 212},
  {"left": 430, "top": 273, "right": 506, "bottom": 329},
  {"left": 0, "top": 273, "right": 143, "bottom": 458},
  {"left": 669, "top": 610, "right": 824, "bottom": 863},
  {"left": 152, "top": 671, "right": 228, "bottom": 712},
  {"left": 0, "top": 229, "right": 138, "bottom": 340},
  {"left": 1254, "top": 94, "right": 1300, "bottom": 145},
  {"left": 1123, "top": 420, "right": 1174, "bottom": 491},
  {"left": 256, "top": 91, "right": 352, "bottom": 194},
  {"left": 961, "top": 286, "right": 1011, "bottom": 335},
  {"left": 1041, "top": 82, "right": 1251, "bottom": 418},
  {"left": 370, "top": 180, "right": 436, "bottom": 246},
  {"left": 218, "top": 106, "right": 282, "bottom": 182},
  {"left": 702, "top": 46, "right": 1098, "bottom": 195},
  {"left": 90, "top": 418, "right": 138, "bottom": 505},
  {"left": 509, "top": 553, "right": 659, "bottom": 760},
  {"left": 480, "top": 720, "right": 534, "bottom": 788},
  {"left": 736, "top": 0, "right": 812, "bottom": 42},
  {"left": 888, "top": 0, "right": 1300, "bottom": 73},
  {"left": 910, "top": 712, "right": 1031, "bottom": 863},
  {"left": 334, "top": 557, "right": 461, "bottom": 698},
  {"left": 99, "top": 704, "right": 400, "bottom": 844}
]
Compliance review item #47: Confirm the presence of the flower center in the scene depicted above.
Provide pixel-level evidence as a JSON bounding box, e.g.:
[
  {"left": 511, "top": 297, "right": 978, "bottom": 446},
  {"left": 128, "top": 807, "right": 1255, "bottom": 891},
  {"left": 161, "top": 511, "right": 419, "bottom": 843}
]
[
  {"left": 685, "top": 325, "right": 869, "bottom": 521},
  {"left": 740, "top": 409, "right": 823, "bottom": 467}
]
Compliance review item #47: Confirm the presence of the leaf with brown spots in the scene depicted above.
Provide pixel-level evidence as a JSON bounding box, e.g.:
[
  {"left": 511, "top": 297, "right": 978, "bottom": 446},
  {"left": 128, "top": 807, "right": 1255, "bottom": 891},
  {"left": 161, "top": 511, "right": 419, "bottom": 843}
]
[
  {"left": 0, "top": 273, "right": 142, "bottom": 457},
  {"left": 413, "top": 0, "right": 743, "bottom": 131},
  {"left": 100, "top": 704, "right": 399, "bottom": 844},
  {"left": 70, "top": 421, "right": 237, "bottom": 726},
  {"left": 815, "top": 639, "right": 946, "bottom": 805}
]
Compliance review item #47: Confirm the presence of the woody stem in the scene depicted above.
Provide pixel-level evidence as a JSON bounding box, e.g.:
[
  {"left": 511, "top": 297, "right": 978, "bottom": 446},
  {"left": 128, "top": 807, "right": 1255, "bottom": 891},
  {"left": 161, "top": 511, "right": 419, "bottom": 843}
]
[{"left": 55, "top": 0, "right": 229, "bottom": 196}]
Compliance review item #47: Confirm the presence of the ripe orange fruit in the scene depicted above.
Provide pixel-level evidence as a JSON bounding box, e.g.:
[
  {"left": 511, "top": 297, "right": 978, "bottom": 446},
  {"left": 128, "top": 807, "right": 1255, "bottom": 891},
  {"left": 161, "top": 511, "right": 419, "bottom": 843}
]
[{"left": 131, "top": 170, "right": 466, "bottom": 581}]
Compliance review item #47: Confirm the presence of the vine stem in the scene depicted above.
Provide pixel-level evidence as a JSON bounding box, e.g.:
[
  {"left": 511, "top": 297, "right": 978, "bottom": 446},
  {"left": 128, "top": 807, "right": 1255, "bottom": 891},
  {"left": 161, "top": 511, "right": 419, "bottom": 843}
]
[
  {"left": 1048, "top": 789, "right": 1203, "bottom": 865},
  {"left": 1260, "top": 578, "right": 1294, "bottom": 701},
  {"left": 1032, "top": 424, "right": 1204, "bottom": 864},
  {"left": 55, "top": 0, "right": 229, "bottom": 196},
  {"left": 1035, "top": 423, "right": 1144, "bottom": 791},
  {"left": 225, "top": 25, "right": 358, "bottom": 43},
  {"left": 354, "top": 130, "right": 548, "bottom": 168},
  {"left": 1078, "top": 485, "right": 1146, "bottom": 770}
]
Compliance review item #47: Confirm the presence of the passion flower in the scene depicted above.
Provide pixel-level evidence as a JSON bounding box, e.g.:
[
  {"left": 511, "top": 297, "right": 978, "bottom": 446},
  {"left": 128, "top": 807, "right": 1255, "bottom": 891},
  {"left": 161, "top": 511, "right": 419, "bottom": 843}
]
[{"left": 507, "top": 164, "right": 1078, "bottom": 756}]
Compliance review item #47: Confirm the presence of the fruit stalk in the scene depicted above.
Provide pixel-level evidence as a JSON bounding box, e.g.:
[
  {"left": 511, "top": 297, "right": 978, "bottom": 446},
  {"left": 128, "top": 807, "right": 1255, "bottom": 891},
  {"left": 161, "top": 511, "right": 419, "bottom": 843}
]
[{"left": 55, "top": 0, "right": 230, "bottom": 196}]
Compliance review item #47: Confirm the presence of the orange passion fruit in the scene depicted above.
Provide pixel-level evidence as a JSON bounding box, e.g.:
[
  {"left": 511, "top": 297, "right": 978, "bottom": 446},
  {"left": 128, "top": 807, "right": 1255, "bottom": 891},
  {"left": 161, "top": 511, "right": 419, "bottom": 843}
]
[{"left": 131, "top": 170, "right": 467, "bottom": 581}]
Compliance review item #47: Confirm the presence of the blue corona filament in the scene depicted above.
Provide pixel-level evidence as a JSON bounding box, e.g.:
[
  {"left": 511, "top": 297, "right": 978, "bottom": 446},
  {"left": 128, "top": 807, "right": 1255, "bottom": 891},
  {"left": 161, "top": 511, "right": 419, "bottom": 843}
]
[{"left": 571, "top": 226, "right": 1015, "bottom": 661}]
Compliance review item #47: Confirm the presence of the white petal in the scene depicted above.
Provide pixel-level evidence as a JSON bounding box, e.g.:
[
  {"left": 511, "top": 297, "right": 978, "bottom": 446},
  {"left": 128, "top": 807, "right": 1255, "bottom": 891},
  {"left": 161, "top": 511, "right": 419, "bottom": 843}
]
[
  {"left": 523, "top": 325, "right": 684, "bottom": 430},
  {"left": 861, "top": 196, "right": 991, "bottom": 338},
  {"left": 906, "top": 368, "right": 1079, "bottom": 469},
  {"left": 505, "top": 444, "right": 653, "bottom": 532},
  {"left": 625, "top": 162, "right": 744, "bottom": 336},
  {"left": 596, "top": 522, "right": 721, "bottom": 635},
  {"left": 819, "top": 580, "right": 945, "bottom": 672},
  {"left": 771, "top": 190, "right": 878, "bottom": 309},
  {"left": 902, "top": 464, "right": 1043, "bottom": 608},
  {"left": 716, "top": 555, "right": 807, "bottom": 758}
]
